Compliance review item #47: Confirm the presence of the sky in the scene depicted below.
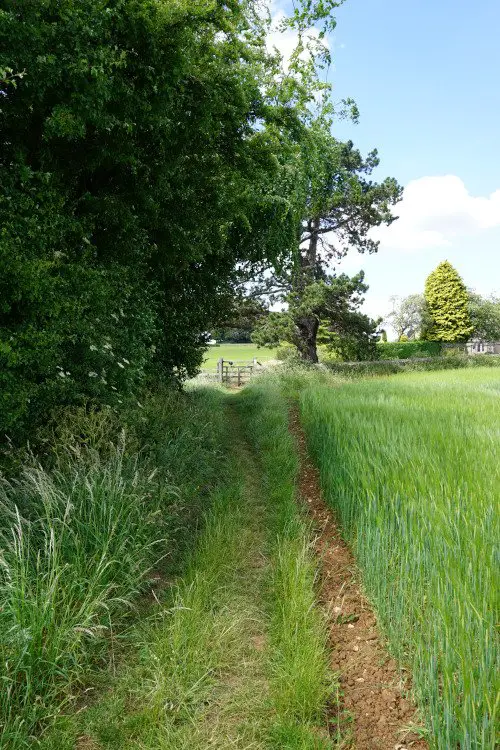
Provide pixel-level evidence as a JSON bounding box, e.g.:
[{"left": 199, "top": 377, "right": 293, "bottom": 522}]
[{"left": 268, "top": 0, "right": 500, "bottom": 332}]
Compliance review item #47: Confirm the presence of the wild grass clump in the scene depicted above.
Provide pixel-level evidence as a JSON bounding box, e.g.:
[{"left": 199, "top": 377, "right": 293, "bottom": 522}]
[
  {"left": 300, "top": 367, "right": 499, "bottom": 748},
  {"left": 0, "top": 385, "right": 228, "bottom": 748},
  {"left": 57, "top": 397, "right": 272, "bottom": 750},
  {"left": 0, "top": 448, "right": 159, "bottom": 745}
]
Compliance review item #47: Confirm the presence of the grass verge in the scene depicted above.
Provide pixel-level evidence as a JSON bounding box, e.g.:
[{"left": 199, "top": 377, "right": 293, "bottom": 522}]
[
  {"left": 68, "top": 472, "right": 270, "bottom": 750},
  {"left": 5, "top": 381, "right": 338, "bottom": 749},
  {"left": 238, "top": 381, "right": 336, "bottom": 748}
]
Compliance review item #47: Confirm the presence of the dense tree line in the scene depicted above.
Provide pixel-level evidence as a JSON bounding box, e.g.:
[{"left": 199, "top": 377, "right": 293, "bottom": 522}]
[
  {"left": 1, "top": 0, "right": 401, "bottom": 440},
  {"left": 0, "top": 0, "right": 297, "bottom": 439}
]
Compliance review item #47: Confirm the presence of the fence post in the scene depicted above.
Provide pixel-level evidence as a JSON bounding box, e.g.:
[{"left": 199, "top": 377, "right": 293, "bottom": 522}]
[
  {"left": 218, "top": 357, "right": 223, "bottom": 384},
  {"left": 237, "top": 367, "right": 241, "bottom": 387}
]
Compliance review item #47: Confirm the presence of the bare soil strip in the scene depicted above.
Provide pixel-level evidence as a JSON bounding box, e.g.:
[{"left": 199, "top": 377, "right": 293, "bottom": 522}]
[{"left": 289, "top": 408, "right": 428, "bottom": 750}]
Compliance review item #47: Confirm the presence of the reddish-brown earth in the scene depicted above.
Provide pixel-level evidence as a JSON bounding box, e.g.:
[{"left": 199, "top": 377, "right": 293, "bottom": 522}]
[{"left": 289, "top": 408, "right": 428, "bottom": 750}]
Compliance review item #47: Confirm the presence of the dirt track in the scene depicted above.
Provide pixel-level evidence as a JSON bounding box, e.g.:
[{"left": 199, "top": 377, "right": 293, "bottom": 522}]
[{"left": 289, "top": 408, "right": 428, "bottom": 750}]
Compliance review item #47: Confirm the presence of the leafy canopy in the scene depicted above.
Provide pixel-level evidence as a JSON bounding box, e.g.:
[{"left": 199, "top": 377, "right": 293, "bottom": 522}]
[
  {"left": 252, "top": 271, "right": 380, "bottom": 361},
  {"left": 0, "top": 0, "right": 319, "bottom": 440}
]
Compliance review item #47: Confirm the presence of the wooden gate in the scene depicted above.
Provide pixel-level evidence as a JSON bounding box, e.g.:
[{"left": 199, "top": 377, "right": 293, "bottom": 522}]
[{"left": 216, "top": 358, "right": 259, "bottom": 386}]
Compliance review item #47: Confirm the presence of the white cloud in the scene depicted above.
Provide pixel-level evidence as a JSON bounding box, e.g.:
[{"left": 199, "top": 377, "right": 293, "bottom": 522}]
[{"left": 372, "top": 175, "right": 500, "bottom": 251}]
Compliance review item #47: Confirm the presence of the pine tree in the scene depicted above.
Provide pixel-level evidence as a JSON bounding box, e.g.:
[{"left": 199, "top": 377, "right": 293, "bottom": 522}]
[{"left": 423, "top": 261, "right": 473, "bottom": 341}]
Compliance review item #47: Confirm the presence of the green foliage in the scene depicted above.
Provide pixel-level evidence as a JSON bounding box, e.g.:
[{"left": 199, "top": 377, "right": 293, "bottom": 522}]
[
  {"left": 423, "top": 261, "right": 473, "bottom": 342},
  {"left": 377, "top": 340, "right": 442, "bottom": 359},
  {"left": 240, "top": 21, "right": 402, "bottom": 364},
  {"left": 276, "top": 342, "right": 301, "bottom": 362},
  {"left": 0, "top": 0, "right": 308, "bottom": 442},
  {"left": 468, "top": 291, "right": 500, "bottom": 341},
  {"left": 246, "top": 131, "right": 402, "bottom": 361},
  {"left": 212, "top": 297, "right": 269, "bottom": 343},
  {"left": 318, "top": 311, "right": 380, "bottom": 361},
  {"left": 253, "top": 271, "right": 379, "bottom": 361},
  {"left": 252, "top": 311, "right": 297, "bottom": 349}
]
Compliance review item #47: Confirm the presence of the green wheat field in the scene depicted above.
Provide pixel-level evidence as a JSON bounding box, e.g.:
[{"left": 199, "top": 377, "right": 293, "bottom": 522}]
[{"left": 300, "top": 367, "right": 499, "bottom": 748}]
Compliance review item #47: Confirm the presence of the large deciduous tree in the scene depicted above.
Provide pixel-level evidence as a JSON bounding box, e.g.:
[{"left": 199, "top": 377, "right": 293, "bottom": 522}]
[
  {"left": 386, "top": 294, "right": 425, "bottom": 340},
  {"left": 240, "top": 9, "right": 402, "bottom": 362},
  {"left": 248, "top": 130, "right": 401, "bottom": 362},
  {"left": 422, "top": 261, "right": 473, "bottom": 342},
  {"left": 251, "top": 271, "right": 380, "bottom": 361},
  {"left": 468, "top": 291, "right": 500, "bottom": 341}
]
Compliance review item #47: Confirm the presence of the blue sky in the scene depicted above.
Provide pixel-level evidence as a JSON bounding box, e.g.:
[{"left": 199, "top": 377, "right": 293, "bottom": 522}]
[{"left": 270, "top": 0, "right": 500, "bottom": 329}]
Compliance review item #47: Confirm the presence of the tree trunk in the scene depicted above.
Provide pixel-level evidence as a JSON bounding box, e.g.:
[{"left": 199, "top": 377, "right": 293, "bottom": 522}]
[
  {"left": 296, "top": 316, "right": 319, "bottom": 363},
  {"left": 300, "top": 218, "right": 319, "bottom": 286},
  {"left": 294, "top": 218, "right": 320, "bottom": 362}
]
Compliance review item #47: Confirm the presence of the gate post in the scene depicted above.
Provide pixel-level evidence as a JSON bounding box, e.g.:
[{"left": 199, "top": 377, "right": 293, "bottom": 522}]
[{"left": 218, "top": 357, "right": 224, "bottom": 384}]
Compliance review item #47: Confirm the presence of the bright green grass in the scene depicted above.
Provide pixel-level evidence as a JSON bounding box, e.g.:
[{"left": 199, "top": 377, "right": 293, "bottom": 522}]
[
  {"left": 238, "top": 381, "right": 336, "bottom": 747},
  {"left": 38, "top": 388, "right": 335, "bottom": 750},
  {"left": 0, "top": 387, "right": 230, "bottom": 749},
  {"left": 300, "top": 367, "right": 500, "bottom": 749},
  {"left": 202, "top": 343, "right": 277, "bottom": 370}
]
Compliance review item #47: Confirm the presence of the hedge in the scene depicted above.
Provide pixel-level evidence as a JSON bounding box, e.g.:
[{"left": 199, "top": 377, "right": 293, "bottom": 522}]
[{"left": 376, "top": 341, "right": 442, "bottom": 359}]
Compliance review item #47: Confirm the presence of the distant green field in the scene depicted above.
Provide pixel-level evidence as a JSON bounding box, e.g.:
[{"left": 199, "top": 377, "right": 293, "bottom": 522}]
[{"left": 202, "top": 343, "right": 277, "bottom": 370}]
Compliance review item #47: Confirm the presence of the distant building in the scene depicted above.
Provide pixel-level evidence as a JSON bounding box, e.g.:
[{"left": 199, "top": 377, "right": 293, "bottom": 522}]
[{"left": 466, "top": 340, "right": 500, "bottom": 355}]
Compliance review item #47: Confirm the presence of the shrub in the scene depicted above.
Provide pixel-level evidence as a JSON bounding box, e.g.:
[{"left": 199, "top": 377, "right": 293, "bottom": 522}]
[
  {"left": 276, "top": 343, "right": 300, "bottom": 362},
  {"left": 324, "top": 354, "right": 500, "bottom": 378},
  {"left": 376, "top": 340, "right": 442, "bottom": 359}
]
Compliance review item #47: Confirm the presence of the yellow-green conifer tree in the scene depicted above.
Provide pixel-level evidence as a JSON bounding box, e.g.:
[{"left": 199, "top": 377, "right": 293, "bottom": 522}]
[{"left": 423, "top": 261, "right": 473, "bottom": 341}]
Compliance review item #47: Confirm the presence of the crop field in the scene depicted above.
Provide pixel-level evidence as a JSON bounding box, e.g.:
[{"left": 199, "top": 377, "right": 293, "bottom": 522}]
[
  {"left": 201, "top": 343, "right": 277, "bottom": 370},
  {"left": 300, "top": 367, "right": 499, "bottom": 748}
]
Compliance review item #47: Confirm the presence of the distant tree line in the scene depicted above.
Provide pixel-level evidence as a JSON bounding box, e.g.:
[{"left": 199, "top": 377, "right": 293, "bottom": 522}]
[{"left": 387, "top": 261, "right": 500, "bottom": 345}]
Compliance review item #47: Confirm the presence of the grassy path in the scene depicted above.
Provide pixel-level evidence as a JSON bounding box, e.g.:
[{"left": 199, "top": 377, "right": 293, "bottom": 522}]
[
  {"left": 49, "top": 392, "right": 333, "bottom": 750},
  {"left": 64, "top": 401, "right": 269, "bottom": 749}
]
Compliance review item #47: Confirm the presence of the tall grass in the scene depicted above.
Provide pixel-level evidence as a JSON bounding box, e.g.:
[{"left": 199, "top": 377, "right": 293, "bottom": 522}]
[
  {"left": 0, "top": 386, "right": 228, "bottom": 748},
  {"left": 300, "top": 367, "right": 499, "bottom": 749},
  {"left": 53, "top": 393, "right": 271, "bottom": 750},
  {"left": 133, "top": 475, "right": 271, "bottom": 750},
  {"left": 239, "top": 382, "right": 335, "bottom": 748}
]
